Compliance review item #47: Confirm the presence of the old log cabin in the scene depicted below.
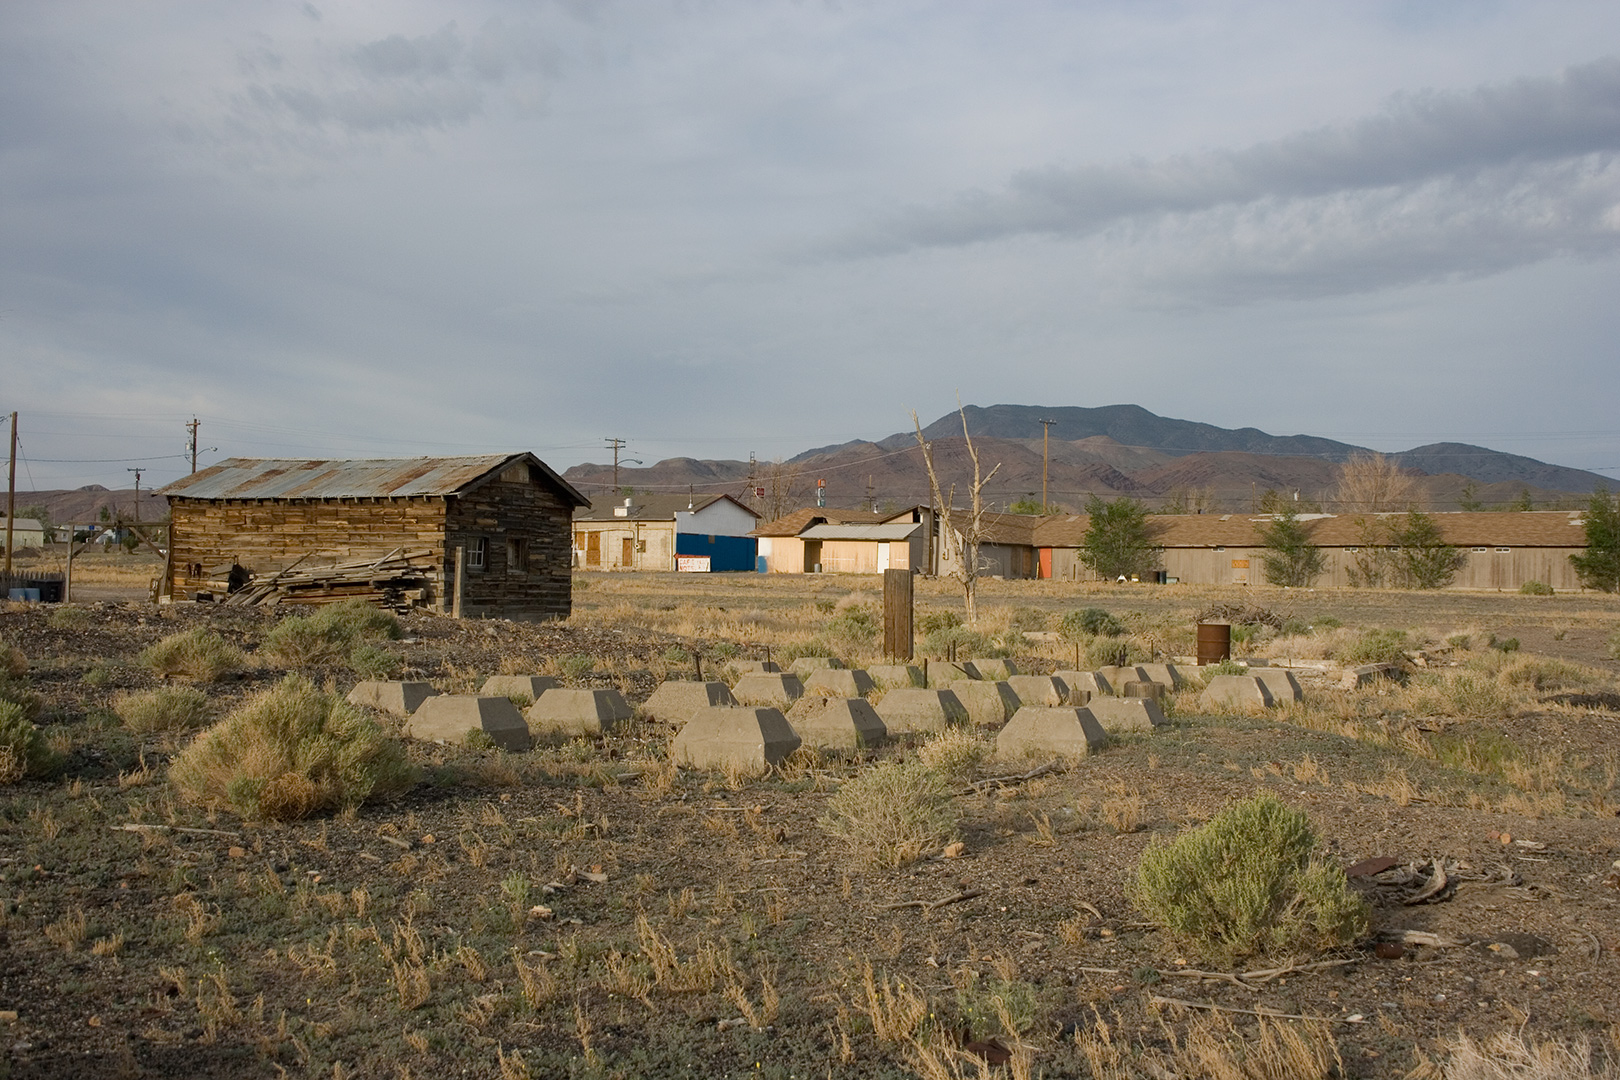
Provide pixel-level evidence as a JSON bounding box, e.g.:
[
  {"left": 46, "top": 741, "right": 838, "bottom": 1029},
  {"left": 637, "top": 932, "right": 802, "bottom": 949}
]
[{"left": 160, "top": 454, "right": 589, "bottom": 619}]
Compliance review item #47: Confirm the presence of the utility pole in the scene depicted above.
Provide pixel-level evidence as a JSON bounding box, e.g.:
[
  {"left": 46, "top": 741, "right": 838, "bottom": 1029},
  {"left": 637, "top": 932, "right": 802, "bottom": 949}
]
[
  {"left": 1038, "top": 418, "right": 1056, "bottom": 513},
  {"left": 865, "top": 475, "right": 875, "bottom": 512},
  {"left": 127, "top": 468, "right": 143, "bottom": 526},
  {"left": 186, "top": 417, "right": 200, "bottom": 473},
  {"left": 3, "top": 412, "right": 16, "bottom": 579},
  {"left": 606, "top": 437, "right": 627, "bottom": 492}
]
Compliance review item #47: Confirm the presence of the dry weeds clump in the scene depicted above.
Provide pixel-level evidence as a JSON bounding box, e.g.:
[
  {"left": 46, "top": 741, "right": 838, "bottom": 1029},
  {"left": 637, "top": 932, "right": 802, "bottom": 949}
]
[
  {"left": 915, "top": 727, "right": 990, "bottom": 786},
  {"left": 139, "top": 628, "right": 247, "bottom": 682},
  {"left": 114, "top": 686, "right": 213, "bottom": 734},
  {"left": 0, "top": 642, "right": 26, "bottom": 677},
  {"left": 0, "top": 699, "right": 57, "bottom": 783},
  {"left": 1338, "top": 627, "right": 1413, "bottom": 666},
  {"left": 1434, "top": 1031, "right": 1620, "bottom": 1080},
  {"left": 261, "top": 598, "right": 402, "bottom": 670},
  {"left": 1130, "top": 792, "right": 1368, "bottom": 964},
  {"left": 171, "top": 673, "right": 416, "bottom": 820},
  {"left": 821, "top": 759, "right": 957, "bottom": 868}
]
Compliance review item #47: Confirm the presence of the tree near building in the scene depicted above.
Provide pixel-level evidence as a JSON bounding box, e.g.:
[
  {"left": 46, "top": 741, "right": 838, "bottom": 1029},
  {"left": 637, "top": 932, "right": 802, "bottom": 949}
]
[
  {"left": 1387, "top": 510, "right": 1466, "bottom": 589},
  {"left": 1332, "top": 452, "right": 1416, "bottom": 513},
  {"left": 913, "top": 402, "right": 1001, "bottom": 627},
  {"left": 1080, "top": 495, "right": 1157, "bottom": 580},
  {"left": 1258, "top": 507, "right": 1325, "bottom": 587},
  {"left": 1570, "top": 487, "right": 1620, "bottom": 592}
]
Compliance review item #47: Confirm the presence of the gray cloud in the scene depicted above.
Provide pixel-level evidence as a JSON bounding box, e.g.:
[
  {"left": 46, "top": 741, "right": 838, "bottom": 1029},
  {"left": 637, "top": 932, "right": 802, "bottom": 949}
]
[{"left": 842, "top": 57, "right": 1620, "bottom": 296}]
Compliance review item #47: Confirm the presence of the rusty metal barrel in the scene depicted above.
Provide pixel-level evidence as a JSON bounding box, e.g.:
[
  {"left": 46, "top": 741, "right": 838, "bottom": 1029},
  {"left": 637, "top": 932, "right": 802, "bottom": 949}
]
[{"left": 1196, "top": 622, "right": 1231, "bottom": 666}]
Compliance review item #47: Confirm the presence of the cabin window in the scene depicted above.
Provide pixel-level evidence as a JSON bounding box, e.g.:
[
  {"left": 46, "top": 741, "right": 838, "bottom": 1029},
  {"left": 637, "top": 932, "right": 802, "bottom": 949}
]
[
  {"left": 506, "top": 538, "right": 527, "bottom": 573},
  {"left": 468, "top": 537, "right": 488, "bottom": 571},
  {"left": 1214, "top": 545, "right": 1225, "bottom": 552},
  {"left": 1496, "top": 547, "right": 1511, "bottom": 553},
  {"left": 1345, "top": 546, "right": 1359, "bottom": 553},
  {"left": 1472, "top": 547, "right": 1488, "bottom": 553}
]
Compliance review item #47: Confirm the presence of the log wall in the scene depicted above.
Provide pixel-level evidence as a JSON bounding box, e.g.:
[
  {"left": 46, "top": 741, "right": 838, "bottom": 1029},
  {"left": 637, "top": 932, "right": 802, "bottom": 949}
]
[{"left": 444, "top": 467, "right": 575, "bottom": 620}]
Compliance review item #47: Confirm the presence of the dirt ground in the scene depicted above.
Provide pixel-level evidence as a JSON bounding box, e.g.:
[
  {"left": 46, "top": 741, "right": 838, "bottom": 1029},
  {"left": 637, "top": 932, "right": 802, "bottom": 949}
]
[{"left": 2, "top": 572, "right": 1619, "bottom": 1079}]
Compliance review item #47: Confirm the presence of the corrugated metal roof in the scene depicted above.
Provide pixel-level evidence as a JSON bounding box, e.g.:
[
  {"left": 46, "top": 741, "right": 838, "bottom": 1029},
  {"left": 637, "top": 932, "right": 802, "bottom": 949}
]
[
  {"left": 574, "top": 493, "right": 759, "bottom": 522},
  {"left": 161, "top": 454, "right": 587, "bottom": 504},
  {"left": 799, "top": 523, "right": 922, "bottom": 541}
]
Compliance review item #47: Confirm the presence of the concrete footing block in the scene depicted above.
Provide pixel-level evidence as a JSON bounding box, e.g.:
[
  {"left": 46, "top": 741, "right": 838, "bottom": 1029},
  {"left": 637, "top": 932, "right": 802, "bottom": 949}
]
[
  {"left": 347, "top": 681, "right": 439, "bottom": 717},
  {"left": 479, "top": 675, "right": 560, "bottom": 702},
  {"left": 786, "top": 697, "right": 887, "bottom": 750},
  {"left": 731, "top": 672, "right": 805, "bottom": 709},
  {"left": 970, "top": 658, "right": 1018, "bottom": 681},
  {"left": 1099, "top": 665, "right": 1149, "bottom": 691},
  {"left": 1052, "top": 670, "right": 1113, "bottom": 700},
  {"left": 1200, "top": 675, "right": 1275, "bottom": 714},
  {"left": 788, "top": 657, "right": 844, "bottom": 679},
  {"left": 996, "top": 706, "right": 1108, "bottom": 758},
  {"left": 1087, "top": 696, "right": 1169, "bottom": 733},
  {"left": 525, "top": 688, "right": 633, "bottom": 737},
  {"left": 1248, "top": 668, "right": 1304, "bottom": 703},
  {"left": 951, "top": 680, "right": 1022, "bottom": 726},
  {"left": 876, "top": 688, "right": 969, "bottom": 734},
  {"left": 642, "top": 681, "right": 737, "bottom": 725},
  {"left": 1339, "top": 663, "right": 1400, "bottom": 690},
  {"left": 671, "top": 707, "right": 801, "bottom": 770},
  {"left": 715, "top": 659, "right": 781, "bottom": 682},
  {"left": 927, "top": 661, "right": 980, "bottom": 687},
  {"left": 407, "top": 695, "right": 531, "bottom": 751},
  {"left": 803, "top": 668, "right": 878, "bottom": 698},
  {"left": 1136, "top": 663, "right": 1185, "bottom": 691},
  {"left": 868, "top": 664, "right": 925, "bottom": 689},
  {"left": 1005, "top": 675, "right": 1068, "bottom": 707}
]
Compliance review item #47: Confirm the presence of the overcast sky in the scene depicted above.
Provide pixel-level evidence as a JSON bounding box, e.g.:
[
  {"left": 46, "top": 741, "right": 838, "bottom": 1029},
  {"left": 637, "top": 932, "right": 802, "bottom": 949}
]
[{"left": 4, "top": 1, "right": 1620, "bottom": 493}]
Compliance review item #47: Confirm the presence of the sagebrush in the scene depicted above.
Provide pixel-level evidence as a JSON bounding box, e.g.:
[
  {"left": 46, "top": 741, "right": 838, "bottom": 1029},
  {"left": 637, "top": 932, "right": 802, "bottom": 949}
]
[
  {"left": 262, "top": 599, "right": 402, "bottom": 668},
  {"left": 0, "top": 699, "right": 56, "bottom": 783},
  {"left": 114, "top": 686, "right": 213, "bottom": 734},
  {"left": 139, "top": 628, "right": 246, "bottom": 682},
  {"left": 820, "top": 759, "right": 957, "bottom": 868}
]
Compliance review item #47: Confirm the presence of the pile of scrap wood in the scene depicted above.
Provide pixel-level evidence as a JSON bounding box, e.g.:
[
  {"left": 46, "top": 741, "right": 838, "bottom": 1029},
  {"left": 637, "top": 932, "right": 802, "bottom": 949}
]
[{"left": 225, "top": 548, "right": 437, "bottom": 609}]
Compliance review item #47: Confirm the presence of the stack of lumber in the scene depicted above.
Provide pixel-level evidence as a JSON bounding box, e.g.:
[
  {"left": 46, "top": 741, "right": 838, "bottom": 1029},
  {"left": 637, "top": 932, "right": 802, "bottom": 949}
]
[{"left": 225, "top": 548, "right": 437, "bottom": 609}]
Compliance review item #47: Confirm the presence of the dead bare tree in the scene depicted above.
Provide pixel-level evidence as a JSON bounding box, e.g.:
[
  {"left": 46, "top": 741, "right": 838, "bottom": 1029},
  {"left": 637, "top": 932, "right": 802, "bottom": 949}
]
[
  {"left": 912, "top": 402, "right": 1001, "bottom": 628},
  {"left": 757, "top": 459, "right": 803, "bottom": 523},
  {"left": 1332, "top": 452, "right": 1418, "bottom": 514}
]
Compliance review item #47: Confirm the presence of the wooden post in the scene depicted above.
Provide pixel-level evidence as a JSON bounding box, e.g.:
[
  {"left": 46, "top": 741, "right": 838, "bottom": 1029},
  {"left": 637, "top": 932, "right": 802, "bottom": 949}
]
[
  {"left": 63, "top": 530, "right": 73, "bottom": 603},
  {"left": 453, "top": 545, "right": 465, "bottom": 619},
  {"left": 882, "top": 568, "right": 914, "bottom": 661}
]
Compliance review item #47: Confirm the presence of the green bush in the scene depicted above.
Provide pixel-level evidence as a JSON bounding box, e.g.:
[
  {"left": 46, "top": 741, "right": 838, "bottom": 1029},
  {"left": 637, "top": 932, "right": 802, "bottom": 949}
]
[
  {"left": 1201, "top": 659, "right": 1249, "bottom": 677},
  {"left": 171, "top": 674, "right": 415, "bottom": 821},
  {"left": 1130, "top": 793, "right": 1368, "bottom": 963},
  {"left": 825, "top": 604, "right": 879, "bottom": 646},
  {"left": 262, "top": 600, "right": 402, "bottom": 669},
  {"left": 918, "top": 611, "right": 963, "bottom": 636},
  {"left": 0, "top": 643, "right": 27, "bottom": 677},
  {"left": 1060, "top": 608, "right": 1124, "bottom": 639},
  {"left": 1490, "top": 636, "right": 1521, "bottom": 653},
  {"left": 313, "top": 598, "right": 402, "bottom": 641},
  {"left": 47, "top": 606, "right": 91, "bottom": 629},
  {"left": 0, "top": 673, "right": 40, "bottom": 721},
  {"left": 1083, "top": 636, "right": 1132, "bottom": 668},
  {"left": 348, "top": 643, "right": 401, "bottom": 680},
  {"left": 1518, "top": 580, "right": 1554, "bottom": 596},
  {"left": 921, "top": 625, "right": 999, "bottom": 660},
  {"left": 0, "top": 700, "right": 56, "bottom": 783},
  {"left": 1338, "top": 628, "right": 1409, "bottom": 666},
  {"left": 114, "top": 686, "right": 213, "bottom": 733},
  {"left": 139, "top": 628, "right": 246, "bottom": 682},
  {"left": 820, "top": 760, "right": 957, "bottom": 869}
]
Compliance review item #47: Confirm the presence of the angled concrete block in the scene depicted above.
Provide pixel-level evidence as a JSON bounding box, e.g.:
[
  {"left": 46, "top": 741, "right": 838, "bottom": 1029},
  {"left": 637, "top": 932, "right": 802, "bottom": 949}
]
[
  {"left": 926, "top": 661, "right": 980, "bottom": 687},
  {"left": 786, "top": 696, "right": 887, "bottom": 750},
  {"left": 1200, "top": 675, "right": 1275, "bottom": 714},
  {"left": 479, "top": 675, "right": 560, "bottom": 703},
  {"left": 715, "top": 659, "right": 781, "bottom": 683},
  {"left": 1099, "top": 665, "right": 1148, "bottom": 692},
  {"left": 788, "top": 657, "right": 844, "bottom": 679},
  {"left": 1006, "top": 675, "right": 1068, "bottom": 707},
  {"left": 1339, "top": 663, "right": 1400, "bottom": 690},
  {"left": 642, "top": 680, "right": 737, "bottom": 725},
  {"left": 804, "top": 668, "right": 877, "bottom": 699},
  {"left": 970, "top": 658, "right": 1018, "bottom": 681},
  {"left": 952, "top": 680, "right": 1022, "bottom": 726},
  {"left": 996, "top": 706, "right": 1108, "bottom": 758},
  {"left": 731, "top": 672, "right": 805, "bottom": 709},
  {"left": 525, "top": 687, "right": 633, "bottom": 737},
  {"left": 1053, "top": 670, "right": 1113, "bottom": 701},
  {"left": 347, "top": 680, "right": 439, "bottom": 717},
  {"left": 875, "top": 688, "right": 969, "bottom": 734},
  {"left": 868, "top": 664, "right": 925, "bottom": 690},
  {"left": 1123, "top": 680, "right": 1167, "bottom": 703},
  {"left": 1248, "top": 668, "right": 1304, "bottom": 703},
  {"left": 671, "top": 707, "right": 801, "bottom": 770},
  {"left": 406, "top": 695, "right": 531, "bottom": 752},
  {"left": 1136, "top": 663, "right": 1185, "bottom": 691},
  {"left": 1087, "top": 696, "right": 1169, "bottom": 733}
]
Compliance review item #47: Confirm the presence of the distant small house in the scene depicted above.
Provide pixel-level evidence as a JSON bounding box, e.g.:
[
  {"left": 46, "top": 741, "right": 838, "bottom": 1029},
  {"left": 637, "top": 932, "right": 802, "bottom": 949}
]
[
  {"left": 161, "top": 454, "right": 587, "bottom": 619},
  {"left": 572, "top": 494, "right": 760, "bottom": 571},
  {"left": 754, "top": 507, "right": 932, "bottom": 574},
  {"left": 0, "top": 518, "right": 46, "bottom": 552}
]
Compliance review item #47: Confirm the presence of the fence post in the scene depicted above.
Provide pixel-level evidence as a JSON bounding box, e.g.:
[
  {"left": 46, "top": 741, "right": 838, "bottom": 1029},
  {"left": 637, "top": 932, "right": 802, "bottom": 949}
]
[{"left": 453, "top": 545, "right": 465, "bottom": 620}]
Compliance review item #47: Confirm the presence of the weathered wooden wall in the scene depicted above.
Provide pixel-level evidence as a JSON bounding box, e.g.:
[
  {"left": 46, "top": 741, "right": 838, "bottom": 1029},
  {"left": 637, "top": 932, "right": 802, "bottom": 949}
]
[{"left": 444, "top": 463, "right": 575, "bottom": 620}]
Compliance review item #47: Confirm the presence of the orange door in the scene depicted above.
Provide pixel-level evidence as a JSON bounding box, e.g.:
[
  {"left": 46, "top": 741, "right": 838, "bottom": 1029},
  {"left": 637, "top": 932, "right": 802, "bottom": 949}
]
[
  {"left": 1038, "top": 548, "right": 1052, "bottom": 580},
  {"left": 621, "top": 537, "right": 634, "bottom": 568},
  {"left": 586, "top": 532, "right": 600, "bottom": 567}
]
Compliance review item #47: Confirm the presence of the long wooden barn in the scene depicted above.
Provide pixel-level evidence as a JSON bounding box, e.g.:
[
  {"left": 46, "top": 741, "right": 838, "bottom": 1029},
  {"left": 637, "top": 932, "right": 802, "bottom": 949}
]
[{"left": 160, "top": 454, "right": 589, "bottom": 619}]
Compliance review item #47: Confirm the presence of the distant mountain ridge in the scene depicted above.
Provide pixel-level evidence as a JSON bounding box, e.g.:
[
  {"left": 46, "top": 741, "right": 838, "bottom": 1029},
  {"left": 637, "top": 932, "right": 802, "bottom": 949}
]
[{"left": 563, "top": 402, "right": 1611, "bottom": 511}]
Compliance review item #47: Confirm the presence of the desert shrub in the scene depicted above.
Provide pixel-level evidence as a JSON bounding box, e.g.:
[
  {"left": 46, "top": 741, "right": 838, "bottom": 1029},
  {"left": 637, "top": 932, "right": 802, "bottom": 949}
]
[
  {"left": 348, "top": 643, "right": 401, "bottom": 680},
  {"left": 1129, "top": 792, "right": 1368, "bottom": 963},
  {"left": 820, "top": 759, "right": 957, "bottom": 869},
  {"left": 1609, "top": 629, "right": 1620, "bottom": 661},
  {"left": 0, "top": 643, "right": 26, "bottom": 677},
  {"left": 0, "top": 672, "right": 40, "bottom": 721},
  {"left": 1519, "top": 580, "right": 1555, "bottom": 596},
  {"left": 139, "top": 629, "right": 246, "bottom": 682},
  {"left": 263, "top": 600, "right": 401, "bottom": 669},
  {"left": 825, "top": 604, "right": 879, "bottom": 647},
  {"left": 1084, "top": 635, "right": 1132, "bottom": 668},
  {"left": 47, "top": 606, "right": 91, "bottom": 629},
  {"left": 114, "top": 686, "right": 212, "bottom": 733},
  {"left": 314, "top": 598, "right": 402, "bottom": 641},
  {"left": 556, "top": 654, "right": 594, "bottom": 681},
  {"left": 1338, "top": 628, "right": 1408, "bottom": 666},
  {"left": 1490, "top": 636, "right": 1521, "bottom": 653},
  {"left": 0, "top": 700, "right": 56, "bottom": 782},
  {"left": 1060, "top": 608, "right": 1124, "bottom": 639},
  {"left": 1491, "top": 654, "right": 1604, "bottom": 693},
  {"left": 918, "top": 610, "right": 962, "bottom": 635},
  {"left": 921, "top": 624, "right": 998, "bottom": 660},
  {"left": 1008, "top": 606, "right": 1048, "bottom": 632},
  {"left": 915, "top": 728, "right": 990, "bottom": 786},
  {"left": 1202, "top": 659, "right": 1248, "bottom": 677},
  {"left": 1314, "top": 616, "right": 1342, "bottom": 629},
  {"left": 171, "top": 674, "right": 416, "bottom": 820}
]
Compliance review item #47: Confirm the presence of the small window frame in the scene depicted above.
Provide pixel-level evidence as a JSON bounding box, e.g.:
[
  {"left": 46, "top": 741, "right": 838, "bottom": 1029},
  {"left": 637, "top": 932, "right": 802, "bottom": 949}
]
[{"left": 467, "top": 536, "right": 488, "bottom": 571}]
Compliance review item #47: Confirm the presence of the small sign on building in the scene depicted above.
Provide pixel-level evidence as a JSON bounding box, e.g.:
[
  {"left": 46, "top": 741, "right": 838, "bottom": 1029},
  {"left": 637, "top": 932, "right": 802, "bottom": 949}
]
[{"left": 676, "top": 556, "right": 712, "bottom": 573}]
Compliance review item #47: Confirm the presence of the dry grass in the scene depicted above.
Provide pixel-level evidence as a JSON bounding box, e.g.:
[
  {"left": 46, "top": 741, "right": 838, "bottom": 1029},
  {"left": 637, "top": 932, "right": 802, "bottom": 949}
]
[
  {"left": 138, "top": 628, "right": 246, "bottom": 683},
  {"left": 1437, "top": 1032, "right": 1619, "bottom": 1080},
  {"left": 114, "top": 685, "right": 213, "bottom": 733},
  {"left": 915, "top": 727, "right": 991, "bottom": 785},
  {"left": 820, "top": 759, "right": 957, "bottom": 868}
]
